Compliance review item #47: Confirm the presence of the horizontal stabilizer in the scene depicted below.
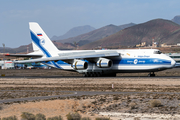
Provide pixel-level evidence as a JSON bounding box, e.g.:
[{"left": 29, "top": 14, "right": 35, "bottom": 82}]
[{"left": 5, "top": 54, "right": 43, "bottom": 58}]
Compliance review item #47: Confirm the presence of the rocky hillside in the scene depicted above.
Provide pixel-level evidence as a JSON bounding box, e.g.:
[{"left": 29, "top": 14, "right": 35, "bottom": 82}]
[
  {"left": 0, "top": 44, "right": 33, "bottom": 54},
  {"left": 51, "top": 25, "right": 95, "bottom": 40},
  {"left": 0, "top": 42, "right": 75, "bottom": 54},
  {"left": 59, "top": 23, "right": 135, "bottom": 46},
  {"left": 80, "top": 19, "right": 180, "bottom": 49}
]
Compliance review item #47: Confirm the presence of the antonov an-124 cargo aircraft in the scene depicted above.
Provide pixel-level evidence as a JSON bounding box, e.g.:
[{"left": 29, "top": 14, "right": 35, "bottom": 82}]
[{"left": 6, "top": 22, "right": 176, "bottom": 77}]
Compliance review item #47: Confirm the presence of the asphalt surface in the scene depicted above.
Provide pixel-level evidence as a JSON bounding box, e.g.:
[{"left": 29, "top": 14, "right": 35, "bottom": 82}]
[
  {"left": 1, "top": 76, "right": 180, "bottom": 79},
  {"left": 1, "top": 67, "right": 180, "bottom": 79},
  {"left": 1, "top": 91, "right": 180, "bottom": 104}
]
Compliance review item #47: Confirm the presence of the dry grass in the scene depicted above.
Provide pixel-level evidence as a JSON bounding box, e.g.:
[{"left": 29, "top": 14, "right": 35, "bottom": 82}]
[
  {"left": 66, "top": 112, "right": 81, "bottom": 120},
  {"left": 1, "top": 116, "right": 17, "bottom": 120},
  {"left": 95, "top": 117, "right": 110, "bottom": 120},
  {"left": 150, "top": 99, "right": 162, "bottom": 107},
  {"left": 129, "top": 102, "right": 137, "bottom": 110}
]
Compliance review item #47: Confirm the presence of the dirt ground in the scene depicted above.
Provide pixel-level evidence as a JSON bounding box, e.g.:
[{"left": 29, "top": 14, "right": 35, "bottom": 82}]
[
  {"left": 1, "top": 69, "right": 180, "bottom": 119},
  {"left": 0, "top": 99, "right": 97, "bottom": 120}
]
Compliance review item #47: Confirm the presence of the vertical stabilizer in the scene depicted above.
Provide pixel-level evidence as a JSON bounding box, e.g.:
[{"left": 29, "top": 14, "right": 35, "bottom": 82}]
[
  {"left": 29, "top": 22, "right": 59, "bottom": 57},
  {"left": 32, "top": 41, "right": 40, "bottom": 52}
]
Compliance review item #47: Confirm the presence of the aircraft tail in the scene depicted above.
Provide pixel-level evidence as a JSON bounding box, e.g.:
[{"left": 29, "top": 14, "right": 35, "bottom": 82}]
[
  {"left": 32, "top": 41, "right": 40, "bottom": 52},
  {"left": 29, "top": 22, "right": 59, "bottom": 57}
]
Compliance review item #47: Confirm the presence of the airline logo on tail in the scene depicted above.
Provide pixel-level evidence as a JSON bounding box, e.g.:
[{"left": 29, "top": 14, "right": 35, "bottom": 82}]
[{"left": 40, "top": 38, "right": 45, "bottom": 45}]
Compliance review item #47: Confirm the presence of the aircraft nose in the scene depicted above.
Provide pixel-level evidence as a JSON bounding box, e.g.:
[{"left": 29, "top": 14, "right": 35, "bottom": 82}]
[{"left": 171, "top": 59, "right": 176, "bottom": 67}]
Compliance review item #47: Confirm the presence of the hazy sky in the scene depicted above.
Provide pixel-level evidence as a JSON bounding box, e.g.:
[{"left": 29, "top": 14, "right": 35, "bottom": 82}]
[{"left": 0, "top": 0, "right": 180, "bottom": 48}]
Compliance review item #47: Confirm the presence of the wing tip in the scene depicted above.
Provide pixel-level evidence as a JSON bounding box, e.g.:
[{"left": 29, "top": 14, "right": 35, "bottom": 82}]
[{"left": 5, "top": 53, "right": 10, "bottom": 56}]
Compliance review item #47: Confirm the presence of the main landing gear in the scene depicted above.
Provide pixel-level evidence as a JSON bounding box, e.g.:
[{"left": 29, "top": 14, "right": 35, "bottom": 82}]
[
  {"left": 148, "top": 72, "right": 155, "bottom": 77},
  {"left": 83, "top": 72, "right": 116, "bottom": 77},
  {"left": 84, "top": 72, "right": 101, "bottom": 77}
]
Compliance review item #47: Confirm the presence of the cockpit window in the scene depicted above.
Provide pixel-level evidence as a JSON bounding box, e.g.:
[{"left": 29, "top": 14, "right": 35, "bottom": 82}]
[{"left": 154, "top": 51, "right": 162, "bottom": 54}]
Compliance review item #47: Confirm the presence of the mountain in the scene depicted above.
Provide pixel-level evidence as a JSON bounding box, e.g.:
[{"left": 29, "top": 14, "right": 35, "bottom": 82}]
[
  {"left": 59, "top": 23, "right": 136, "bottom": 46},
  {"left": 53, "top": 41, "right": 75, "bottom": 50},
  {"left": 80, "top": 19, "right": 180, "bottom": 49},
  {"left": 172, "top": 15, "right": 180, "bottom": 25},
  {"left": 4, "top": 19, "right": 180, "bottom": 53},
  {"left": 0, "top": 47, "right": 16, "bottom": 54},
  {"left": 0, "top": 44, "right": 33, "bottom": 54},
  {"left": 0, "top": 41, "right": 75, "bottom": 54},
  {"left": 51, "top": 25, "right": 95, "bottom": 40},
  {"left": 118, "top": 23, "right": 136, "bottom": 29}
]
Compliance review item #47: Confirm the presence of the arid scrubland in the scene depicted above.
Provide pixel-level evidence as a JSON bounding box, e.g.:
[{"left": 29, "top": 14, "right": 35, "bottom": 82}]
[{"left": 1, "top": 69, "right": 180, "bottom": 119}]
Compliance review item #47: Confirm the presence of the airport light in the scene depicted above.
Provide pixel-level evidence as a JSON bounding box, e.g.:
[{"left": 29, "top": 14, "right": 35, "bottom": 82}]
[{"left": 2, "top": 43, "right": 5, "bottom": 53}]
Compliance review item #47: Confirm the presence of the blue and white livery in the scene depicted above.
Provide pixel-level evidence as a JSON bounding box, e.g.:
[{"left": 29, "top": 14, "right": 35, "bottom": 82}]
[{"left": 14, "top": 22, "right": 176, "bottom": 77}]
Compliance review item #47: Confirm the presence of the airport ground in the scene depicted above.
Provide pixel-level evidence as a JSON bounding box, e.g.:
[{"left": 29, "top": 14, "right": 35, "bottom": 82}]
[{"left": 1, "top": 69, "right": 180, "bottom": 119}]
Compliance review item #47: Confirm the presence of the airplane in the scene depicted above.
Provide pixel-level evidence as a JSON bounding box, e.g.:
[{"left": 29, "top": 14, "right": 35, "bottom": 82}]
[{"left": 6, "top": 22, "right": 176, "bottom": 77}]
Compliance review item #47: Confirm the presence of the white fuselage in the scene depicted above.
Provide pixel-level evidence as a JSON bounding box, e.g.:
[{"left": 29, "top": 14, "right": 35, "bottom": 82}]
[{"left": 42, "top": 49, "right": 175, "bottom": 74}]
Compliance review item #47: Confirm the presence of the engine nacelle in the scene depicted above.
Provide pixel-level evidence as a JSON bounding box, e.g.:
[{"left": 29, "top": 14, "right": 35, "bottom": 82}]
[
  {"left": 72, "top": 60, "right": 88, "bottom": 70},
  {"left": 96, "top": 58, "right": 112, "bottom": 68}
]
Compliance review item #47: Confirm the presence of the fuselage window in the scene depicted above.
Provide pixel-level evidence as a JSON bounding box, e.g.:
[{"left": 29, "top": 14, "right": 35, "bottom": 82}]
[{"left": 154, "top": 51, "right": 162, "bottom": 54}]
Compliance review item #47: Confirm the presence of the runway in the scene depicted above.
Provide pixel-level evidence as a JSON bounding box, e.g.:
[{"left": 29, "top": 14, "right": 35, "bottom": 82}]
[
  {"left": 2, "top": 75, "right": 180, "bottom": 79},
  {"left": 1, "top": 68, "right": 180, "bottom": 78},
  {"left": 1, "top": 67, "right": 180, "bottom": 78},
  {"left": 1, "top": 91, "right": 180, "bottom": 104}
]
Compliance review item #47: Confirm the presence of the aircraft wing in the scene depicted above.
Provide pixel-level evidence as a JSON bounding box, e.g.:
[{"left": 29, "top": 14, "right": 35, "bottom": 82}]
[
  {"left": 14, "top": 51, "right": 120, "bottom": 64},
  {"left": 5, "top": 54, "right": 43, "bottom": 58}
]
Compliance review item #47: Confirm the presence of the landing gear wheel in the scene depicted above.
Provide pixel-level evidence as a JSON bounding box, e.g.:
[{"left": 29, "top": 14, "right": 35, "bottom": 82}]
[
  {"left": 148, "top": 72, "right": 155, "bottom": 77},
  {"left": 94, "top": 73, "right": 98, "bottom": 77},
  {"left": 90, "top": 73, "right": 94, "bottom": 77},
  {"left": 97, "top": 72, "right": 100, "bottom": 77},
  {"left": 84, "top": 73, "right": 88, "bottom": 77},
  {"left": 83, "top": 72, "right": 104, "bottom": 77}
]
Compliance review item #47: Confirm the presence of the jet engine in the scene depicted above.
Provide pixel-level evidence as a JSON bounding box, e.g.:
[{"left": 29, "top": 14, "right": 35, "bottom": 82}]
[
  {"left": 96, "top": 58, "right": 112, "bottom": 68},
  {"left": 72, "top": 60, "right": 88, "bottom": 70}
]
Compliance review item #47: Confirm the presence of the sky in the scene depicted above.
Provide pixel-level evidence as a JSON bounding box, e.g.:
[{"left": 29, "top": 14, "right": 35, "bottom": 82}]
[{"left": 0, "top": 0, "right": 180, "bottom": 48}]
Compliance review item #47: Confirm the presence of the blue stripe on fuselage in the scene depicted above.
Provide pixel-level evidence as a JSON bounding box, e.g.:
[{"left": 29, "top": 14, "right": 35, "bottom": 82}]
[
  {"left": 113, "top": 58, "right": 171, "bottom": 65},
  {"left": 42, "top": 58, "right": 171, "bottom": 68}
]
